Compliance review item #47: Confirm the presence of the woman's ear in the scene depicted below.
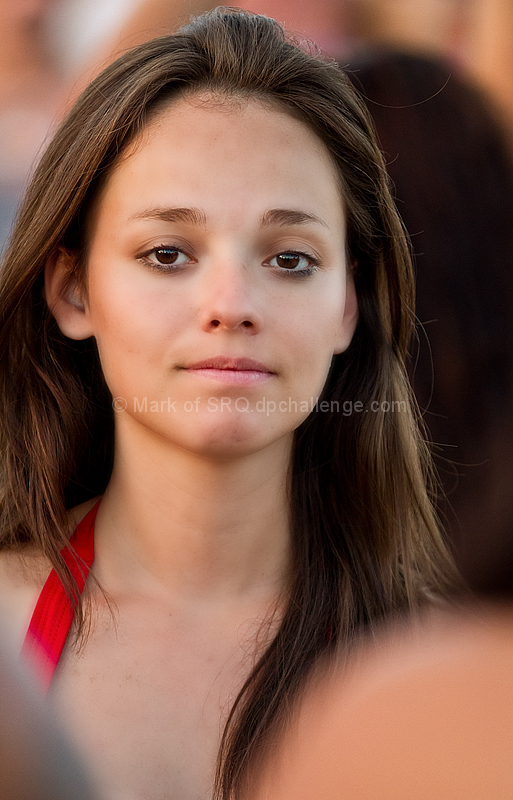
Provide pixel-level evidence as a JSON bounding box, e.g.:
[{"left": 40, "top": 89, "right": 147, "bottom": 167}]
[
  {"left": 334, "top": 266, "right": 359, "bottom": 354},
  {"left": 44, "top": 249, "right": 94, "bottom": 340}
]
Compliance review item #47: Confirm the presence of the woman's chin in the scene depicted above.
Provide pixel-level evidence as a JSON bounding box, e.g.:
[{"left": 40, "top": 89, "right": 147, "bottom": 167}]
[
  {"left": 120, "top": 405, "right": 299, "bottom": 460},
  {"left": 169, "top": 414, "right": 291, "bottom": 461},
  {"left": 190, "top": 421, "right": 286, "bottom": 460}
]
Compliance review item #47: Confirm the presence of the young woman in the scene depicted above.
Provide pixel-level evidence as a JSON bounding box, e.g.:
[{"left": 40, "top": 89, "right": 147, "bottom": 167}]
[{"left": 0, "top": 9, "right": 458, "bottom": 800}]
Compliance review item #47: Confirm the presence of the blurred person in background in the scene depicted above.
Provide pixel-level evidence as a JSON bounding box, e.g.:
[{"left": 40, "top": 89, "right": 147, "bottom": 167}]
[
  {"left": 341, "top": 0, "right": 513, "bottom": 145},
  {"left": 0, "top": 0, "right": 62, "bottom": 249},
  {"left": 464, "top": 0, "right": 513, "bottom": 143},
  {"left": 47, "top": 0, "right": 214, "bottom": 101},
  {"left": 236, "top": 0, "right": 349, "bottom": 57},
  {"left": 344, "top": 0, "right": 466, "bottom": 60},
  {"left": 344, "top": 48, "right": 513, "bottom": 588}
]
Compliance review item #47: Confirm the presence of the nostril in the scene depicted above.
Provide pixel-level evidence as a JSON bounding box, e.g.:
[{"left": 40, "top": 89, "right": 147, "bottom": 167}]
[{"left": 208, "top": 318, "right": 253, "bottom": 329}]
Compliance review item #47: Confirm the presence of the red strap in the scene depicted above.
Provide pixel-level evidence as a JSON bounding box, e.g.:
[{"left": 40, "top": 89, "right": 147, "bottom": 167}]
[{"left": 21, "top": 500, "right": 100, "bottom": 691}]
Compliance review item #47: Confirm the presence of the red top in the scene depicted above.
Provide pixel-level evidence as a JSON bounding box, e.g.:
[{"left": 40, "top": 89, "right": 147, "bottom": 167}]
[{"left": 21, "top": 501, "right": 100, "bottom": 691}]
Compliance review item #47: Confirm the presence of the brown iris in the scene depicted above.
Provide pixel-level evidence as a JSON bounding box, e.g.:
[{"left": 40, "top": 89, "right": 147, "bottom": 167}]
[
  {"left": 155, "top": 248, "right": 180, "bottom": 264},
  {"left": 275, "top": 253, "right": 301, "bottom": 269}
]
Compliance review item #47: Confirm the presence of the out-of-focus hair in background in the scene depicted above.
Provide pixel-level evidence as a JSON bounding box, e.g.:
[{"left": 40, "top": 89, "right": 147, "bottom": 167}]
[{"left": 344, "top": 46, "right": 513, "bottom": 592}]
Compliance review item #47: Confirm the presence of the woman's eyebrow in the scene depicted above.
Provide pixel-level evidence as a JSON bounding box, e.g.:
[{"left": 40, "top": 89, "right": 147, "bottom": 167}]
[
  {"left": 127, "top": 206, "right": 329, "bottom": 229},
  {"left": 128, "top": 206, "right": 207, "bottom": 226},
  {"left": 260, "top": 209, "right": 329, "bottom": 228}
]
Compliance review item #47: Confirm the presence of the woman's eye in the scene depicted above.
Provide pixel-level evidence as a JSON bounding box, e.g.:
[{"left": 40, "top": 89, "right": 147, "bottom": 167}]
[
  {"left": 268, "top": 252, "right": 318, "bottom": 275},
  {"left": 140, "top": 247, "right": 190, "bottom": 269}
]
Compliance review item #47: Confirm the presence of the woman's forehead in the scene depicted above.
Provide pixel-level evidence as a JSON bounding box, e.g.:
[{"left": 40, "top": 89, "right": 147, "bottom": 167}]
[{"left": 92, "top": 94, "right": 345, "bottom": 235}]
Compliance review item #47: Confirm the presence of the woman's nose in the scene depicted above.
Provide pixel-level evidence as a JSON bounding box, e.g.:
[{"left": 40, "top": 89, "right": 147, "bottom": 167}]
[{"left": 197, "top": 258, "right": 263, "bottom": 334}]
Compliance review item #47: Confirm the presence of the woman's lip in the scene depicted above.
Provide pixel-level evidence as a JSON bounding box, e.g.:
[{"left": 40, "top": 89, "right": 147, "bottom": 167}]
[
  {"left": 184, "top": 368, "right": 273, "bottom": 385},
  {"left": 184, "top": 357, "right": 274, "bottom": 372},
  {"left": 182, "top": 358, "right": 275, "bottom": 385}
]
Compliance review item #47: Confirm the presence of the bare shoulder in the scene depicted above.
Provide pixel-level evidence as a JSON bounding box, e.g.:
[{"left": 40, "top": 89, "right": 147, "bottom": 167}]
[
  {"left": 0, "top": 497, "right": 100, "bottom": 654},
  {"left": 0, "top": 547, "right": 51, "bottom": 654}
]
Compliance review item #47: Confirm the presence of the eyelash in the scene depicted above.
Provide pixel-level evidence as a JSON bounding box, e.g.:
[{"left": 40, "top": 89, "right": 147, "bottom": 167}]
[{"left": 137, "top": 246, "right": 320, "bottom": 277}]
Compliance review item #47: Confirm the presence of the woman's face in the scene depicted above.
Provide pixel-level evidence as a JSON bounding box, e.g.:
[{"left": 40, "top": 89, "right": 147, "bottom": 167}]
[{"left": 49, "top": 94, "right": 358, "bottom": 459}]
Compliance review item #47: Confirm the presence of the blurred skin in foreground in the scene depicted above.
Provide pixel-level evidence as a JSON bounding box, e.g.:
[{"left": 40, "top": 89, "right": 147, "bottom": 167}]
[
  {"left": 0, "top": 637, "right": 96, "bottom": 800},
  {"left": 247, "top": 606, "right": 513, "bottom": 800}
]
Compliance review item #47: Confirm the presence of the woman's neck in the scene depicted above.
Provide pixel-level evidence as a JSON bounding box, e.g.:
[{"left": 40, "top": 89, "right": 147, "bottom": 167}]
[{"left": 94, "top": 422, "right": 293, "bottom": 605}]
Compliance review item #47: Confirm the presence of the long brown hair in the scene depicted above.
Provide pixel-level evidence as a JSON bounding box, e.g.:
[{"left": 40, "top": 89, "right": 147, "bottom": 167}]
[{"left": 0, "top": 9, "right": 459, "bottom": 798}]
